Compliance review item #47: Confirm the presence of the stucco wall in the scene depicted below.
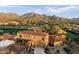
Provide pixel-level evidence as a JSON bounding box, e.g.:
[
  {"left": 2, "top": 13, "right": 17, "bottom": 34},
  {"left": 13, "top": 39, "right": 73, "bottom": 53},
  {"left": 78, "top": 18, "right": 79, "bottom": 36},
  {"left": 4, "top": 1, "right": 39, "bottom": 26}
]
[{"left": 16, "top": 33, "right": 49, "bottom": 47}]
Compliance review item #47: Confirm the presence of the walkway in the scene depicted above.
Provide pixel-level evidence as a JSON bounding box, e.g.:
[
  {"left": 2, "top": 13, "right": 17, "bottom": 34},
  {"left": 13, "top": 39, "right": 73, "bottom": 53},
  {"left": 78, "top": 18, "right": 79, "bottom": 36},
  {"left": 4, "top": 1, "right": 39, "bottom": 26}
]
[{"left": 34, "top": 47, "right": 45, "bottom": 54}]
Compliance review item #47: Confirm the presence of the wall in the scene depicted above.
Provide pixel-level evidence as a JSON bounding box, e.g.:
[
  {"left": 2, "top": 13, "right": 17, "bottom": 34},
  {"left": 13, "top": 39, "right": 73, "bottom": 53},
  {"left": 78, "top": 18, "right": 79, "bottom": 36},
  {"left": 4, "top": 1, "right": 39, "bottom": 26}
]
[{"left": 16, "top": 33, "right": 49, "bottom": 47}]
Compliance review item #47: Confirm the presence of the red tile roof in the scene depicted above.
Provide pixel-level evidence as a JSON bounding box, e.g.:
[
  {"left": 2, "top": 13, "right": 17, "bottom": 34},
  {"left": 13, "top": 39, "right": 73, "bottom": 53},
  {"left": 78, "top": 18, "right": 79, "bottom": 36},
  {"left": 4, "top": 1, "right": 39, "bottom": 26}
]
[
  {"left": 0, "top": 34, "right": 14, "bottom": 40},
  {"left": 18, "top": 31, "right": 48, "bottom": 36}
]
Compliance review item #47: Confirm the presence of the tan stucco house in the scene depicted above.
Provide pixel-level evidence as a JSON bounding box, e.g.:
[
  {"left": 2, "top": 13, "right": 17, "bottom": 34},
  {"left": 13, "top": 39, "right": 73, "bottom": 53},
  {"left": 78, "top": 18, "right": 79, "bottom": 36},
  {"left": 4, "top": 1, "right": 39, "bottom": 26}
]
[{"left": 16, "top": 31, "right": 49, "bottom": 47}]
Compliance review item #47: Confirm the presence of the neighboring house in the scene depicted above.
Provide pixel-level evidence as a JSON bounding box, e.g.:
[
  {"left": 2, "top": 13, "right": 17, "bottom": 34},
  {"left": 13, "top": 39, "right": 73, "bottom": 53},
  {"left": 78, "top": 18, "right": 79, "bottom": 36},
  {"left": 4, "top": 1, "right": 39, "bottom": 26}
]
[
  {"left": 0, "top": 44, "right": 26, "bottom": 54},
  {"left": 8, "top": 21, "right": 20, "bottom": 25},
  {"left": 0, "top": 40, "right": 26, "bottom": 54},
  {"left": 0, "top": 40, "right": 15, "bottom": 50},
  {"left": 49, "top": 35, "right": 65, "bottom": 47},
  {"left": 0, "top": 34, "right": 15, "bottom": 40},
  {"left": 0, "top": 22, "right": 8, "bottom": 25},
  {"left": 16, "top": 31, "right": 49, "bottom": 47},
  {"left": 8, "top": 44, "right": 27, "bottom": 54}
]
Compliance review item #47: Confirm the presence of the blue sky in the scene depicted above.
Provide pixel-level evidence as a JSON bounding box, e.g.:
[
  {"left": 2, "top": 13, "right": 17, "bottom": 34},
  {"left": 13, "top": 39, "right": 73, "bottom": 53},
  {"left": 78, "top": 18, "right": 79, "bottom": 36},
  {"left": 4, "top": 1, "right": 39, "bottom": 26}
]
[{"left": 0, "top": 5, "right": 79, "bottom": 18}]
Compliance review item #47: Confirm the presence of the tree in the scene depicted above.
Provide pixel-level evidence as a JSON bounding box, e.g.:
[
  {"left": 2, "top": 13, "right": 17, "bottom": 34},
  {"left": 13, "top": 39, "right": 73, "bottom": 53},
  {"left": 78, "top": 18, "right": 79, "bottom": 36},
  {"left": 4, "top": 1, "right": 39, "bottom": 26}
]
[{"left": 50, "top": 25, "right": 67, "bottom": 35}]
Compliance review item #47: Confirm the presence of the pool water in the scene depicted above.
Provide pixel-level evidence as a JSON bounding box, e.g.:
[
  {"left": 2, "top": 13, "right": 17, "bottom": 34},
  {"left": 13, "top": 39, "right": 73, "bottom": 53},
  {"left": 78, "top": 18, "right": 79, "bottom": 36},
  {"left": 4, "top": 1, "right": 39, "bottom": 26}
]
[
  {"left": 65, "top": 30, "right": 79, "bottom": 40},
  {"left": 0, "top": 28, "right": 27, "bottom": 34}
]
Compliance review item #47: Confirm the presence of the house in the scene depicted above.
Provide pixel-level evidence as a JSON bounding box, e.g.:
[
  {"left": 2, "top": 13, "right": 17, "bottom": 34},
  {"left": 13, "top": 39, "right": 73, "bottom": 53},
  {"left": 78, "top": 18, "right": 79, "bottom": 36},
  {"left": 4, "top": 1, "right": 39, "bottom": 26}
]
[
  {"left": 0, "top": 44, "right": 26, "bottom": 54},
  {"left": 0, "top": 22, "right": 8, "bottom": 25},
  {"left": 8, "top": 21, "right": 19, "bottom": 25},
  {"left": 0, "top": 40, "right": 15, "bottom": 50},
  {"left": 0, "top": 40, "right": 26, "bottom": 54},
  {"left": 0, "top": 49, "right": 10, "bottom": 54},
  {"left": 49, "top": 35, "right": 65, "bottom": 47},
  {"left": 8, "top": 44, "right": 27, "bottom": 54},
  {"left": 0, "top": 34, "right": 15, "bottom": 40},
  {"left": 16, "top": 31, "right": 49, "bottom": 47}
]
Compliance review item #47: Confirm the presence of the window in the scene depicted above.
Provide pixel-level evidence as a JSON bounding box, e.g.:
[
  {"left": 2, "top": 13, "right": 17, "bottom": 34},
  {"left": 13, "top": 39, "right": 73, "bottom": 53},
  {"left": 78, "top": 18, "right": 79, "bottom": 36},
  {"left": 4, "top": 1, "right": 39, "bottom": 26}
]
[
  {"left": 19, "top": 35, "right": 22, "bottom": 37},
  {"left": 27, "top": 35, "right": 30, "bottom": 37},
  {"left": 42, "top": 38, "right": 44, "bottom": 41},
  {"left": 19, "top": 39, "right": 22, "bottom": 42}
]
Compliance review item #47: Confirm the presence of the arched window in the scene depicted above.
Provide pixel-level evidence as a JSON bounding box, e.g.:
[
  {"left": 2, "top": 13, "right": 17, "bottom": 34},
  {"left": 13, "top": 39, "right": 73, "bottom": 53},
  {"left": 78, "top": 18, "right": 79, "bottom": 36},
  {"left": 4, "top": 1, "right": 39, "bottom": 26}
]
[
  {"left": 19, "top": 35, "right": 22, "bottom": 37},
  {"left": 42, "top": 38, "right": 44, "bottom": 41}
]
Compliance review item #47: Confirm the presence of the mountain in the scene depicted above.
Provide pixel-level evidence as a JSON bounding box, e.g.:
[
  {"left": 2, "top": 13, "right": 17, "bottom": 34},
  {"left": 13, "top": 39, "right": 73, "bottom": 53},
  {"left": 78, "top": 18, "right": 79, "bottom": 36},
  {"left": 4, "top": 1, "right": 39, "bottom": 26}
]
[
  {"left": 0, "top": 12, "right": 69, "bottom": 22},
  {"left": 0, "top": 12, "right": 72, "bottom": 24},
  {"left": 22, "top": 12, "right": 49, "bottom": 20},
  {"left": 0, "top": 13, "right": 19, "bottom": 22},
  {"left": 49, "top": 15, "right": 69, "bottom": 20}
]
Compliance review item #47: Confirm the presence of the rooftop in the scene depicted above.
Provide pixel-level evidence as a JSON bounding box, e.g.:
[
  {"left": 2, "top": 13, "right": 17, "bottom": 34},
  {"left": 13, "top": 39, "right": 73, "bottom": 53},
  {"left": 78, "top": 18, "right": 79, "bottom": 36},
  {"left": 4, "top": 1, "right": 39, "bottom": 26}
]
[
  {"left": 0, "top": 40, "right": 15, "bottom": 49},
  {"left": 17, "top": 31, "right": 49, "bottom": 36},
  {"left": 0, "top": 34, "right": 15, "bottom": 40}
]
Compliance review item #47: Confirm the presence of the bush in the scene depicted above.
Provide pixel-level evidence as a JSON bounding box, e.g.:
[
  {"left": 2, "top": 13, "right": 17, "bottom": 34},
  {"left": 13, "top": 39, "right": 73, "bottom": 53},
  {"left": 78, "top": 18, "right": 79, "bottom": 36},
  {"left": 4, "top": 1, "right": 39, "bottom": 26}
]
[
  {"left": 26, "top": 47, "right": 34, "bottom": 54},
  {"left": 44, "top": 46, "right": 54, "bottom": 54}
]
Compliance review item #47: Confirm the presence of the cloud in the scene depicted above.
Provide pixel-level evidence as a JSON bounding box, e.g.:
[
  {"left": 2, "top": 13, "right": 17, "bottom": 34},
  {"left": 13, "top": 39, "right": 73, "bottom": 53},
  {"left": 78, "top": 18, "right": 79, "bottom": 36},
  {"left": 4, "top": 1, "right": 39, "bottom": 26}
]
[
  {"left": 0, "top": 5, "right": 11, "bottom": 7},
  {"left": 0, "top": 5, "right": 18, "bottom": 7},
  {"left": 48, "top": 6, "right": 79, "bottom": 13},
  {"left": 26, "top": 9, "right": 44, "bottom": 15}
]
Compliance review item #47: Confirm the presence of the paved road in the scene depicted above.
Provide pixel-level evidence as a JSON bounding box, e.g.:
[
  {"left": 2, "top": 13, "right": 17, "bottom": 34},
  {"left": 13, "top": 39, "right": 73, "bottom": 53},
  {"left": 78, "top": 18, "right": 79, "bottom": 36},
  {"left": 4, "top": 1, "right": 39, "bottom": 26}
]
[{"left": 34, "top": 47, "right": 45, "bottom": 54}]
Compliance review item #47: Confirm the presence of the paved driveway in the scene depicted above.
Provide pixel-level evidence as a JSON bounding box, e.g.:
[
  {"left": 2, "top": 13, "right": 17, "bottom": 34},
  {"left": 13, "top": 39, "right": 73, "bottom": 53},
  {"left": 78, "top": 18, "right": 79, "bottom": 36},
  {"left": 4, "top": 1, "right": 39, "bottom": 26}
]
[{"left": 34, "top": 47, "right": 45, "bottom": 54}]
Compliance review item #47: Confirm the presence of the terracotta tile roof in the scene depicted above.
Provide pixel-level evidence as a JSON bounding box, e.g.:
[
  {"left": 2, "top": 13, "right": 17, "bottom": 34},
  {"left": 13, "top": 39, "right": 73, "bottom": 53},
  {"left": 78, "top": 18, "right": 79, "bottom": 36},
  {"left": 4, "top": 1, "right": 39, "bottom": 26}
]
[
  {"left": 0, "top": 34, "right": 14, "bottom": 40},
  {"left": 0, "top": 49, "right": 9, "bottom": 54},
  {"left": 18, "top": 31, "right": 48, "bottom": 36}
]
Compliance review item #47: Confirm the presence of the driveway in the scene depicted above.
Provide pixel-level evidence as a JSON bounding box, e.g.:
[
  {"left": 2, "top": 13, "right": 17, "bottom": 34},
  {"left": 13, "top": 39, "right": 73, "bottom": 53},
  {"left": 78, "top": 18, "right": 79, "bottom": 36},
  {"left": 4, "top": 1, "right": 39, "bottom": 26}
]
[{"left": 34, "top": 47, "right": 45, "bottom": 54}]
